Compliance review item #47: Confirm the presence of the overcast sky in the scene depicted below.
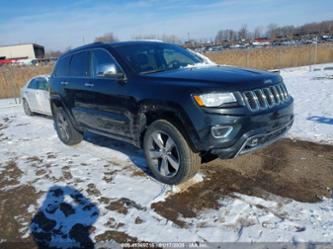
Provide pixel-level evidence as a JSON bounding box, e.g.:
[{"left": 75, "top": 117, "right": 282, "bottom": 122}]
[{"left": 0, "top": 0, "right": 332, "bottom": 51}]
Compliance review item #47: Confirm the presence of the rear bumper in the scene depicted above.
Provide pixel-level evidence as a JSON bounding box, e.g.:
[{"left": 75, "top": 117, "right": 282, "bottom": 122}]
[{"left": 190, "top": 98, "right": 294, "bottom": 159}]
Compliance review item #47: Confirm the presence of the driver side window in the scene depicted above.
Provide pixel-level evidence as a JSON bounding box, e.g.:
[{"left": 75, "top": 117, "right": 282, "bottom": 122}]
[{"left": 93, "top": 50, "right": 120, "bottom": 77}]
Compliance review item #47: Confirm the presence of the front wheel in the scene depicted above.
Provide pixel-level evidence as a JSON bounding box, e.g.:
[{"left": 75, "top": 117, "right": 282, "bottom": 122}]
[
  {"left": 143, "top": 120, "right": 201, "bottom": 185},
  {"left": 54, "top": 106, "right": 83, "bottom": 145}
]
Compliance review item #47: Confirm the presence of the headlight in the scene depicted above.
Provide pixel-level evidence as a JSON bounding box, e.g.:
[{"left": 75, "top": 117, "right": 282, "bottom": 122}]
[{"left": 193, "top": 93, "right": 237, "bottom": 107}]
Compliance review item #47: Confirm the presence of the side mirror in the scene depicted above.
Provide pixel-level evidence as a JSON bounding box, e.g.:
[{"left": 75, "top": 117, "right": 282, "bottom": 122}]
[{"left": 98, "top": 64, "right": 126, "bottom": 81}]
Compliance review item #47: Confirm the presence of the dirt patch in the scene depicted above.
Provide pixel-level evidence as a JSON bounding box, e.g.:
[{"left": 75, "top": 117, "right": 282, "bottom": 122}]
[
  {"left": 0, "top": 122, "right": 9, "bottom": 131},
  {"left": 95, "top": 230, "right": 138, "bottom": 243},
  {"left": 0, "top": 182, "right": 41, "bottom": 246},
  {"left": 86, "top": 183, "right": 101, "bottom": 196},
  {"left": 152, "top": 139, "right": 333, "bottom": 226},
  {"left": 26, "top": 156, "right": 43, "bottom": 163},
  {"left": 62, "top": 166, "right": 73, "bottom": 180},
  {"left": 106, "top": 198, "right": 146, "bottom": 215},
  {"left": 105, "top": 217, "right": 125, "bottom": 229},
  {"left": 0, "top": 160, "right": 42, "bottom": 243},
  {"left": 35, "top": 169, "right": 47, "bottom": 176},
  {"left": 0, "top": 161, "right": 23, "bottom": 187},
  {"left": 134, "top": 217, "right": 144, "bottom": 224},
  {"left": 46, "top": 152, "right": 57, "bottom": 159}
]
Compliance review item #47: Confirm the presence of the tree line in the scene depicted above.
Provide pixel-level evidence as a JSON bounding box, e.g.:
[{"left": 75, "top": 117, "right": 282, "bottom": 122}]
[
  {"left": 215, "top": 20, "right": 333, "bottom": 42},
  {"left": 45, "top": 19, "right": 333, "bottom": 56}
]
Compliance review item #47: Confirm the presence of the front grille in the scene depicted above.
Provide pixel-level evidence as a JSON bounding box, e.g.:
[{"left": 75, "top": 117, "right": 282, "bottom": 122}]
[{"left": 242, "top": 83, "right": 289, "bottom": 112}]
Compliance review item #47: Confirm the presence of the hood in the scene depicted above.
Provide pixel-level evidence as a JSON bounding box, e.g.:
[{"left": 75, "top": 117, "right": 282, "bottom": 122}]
[{"left": 144, "top": 65, "right": 282, "bottom": 89}]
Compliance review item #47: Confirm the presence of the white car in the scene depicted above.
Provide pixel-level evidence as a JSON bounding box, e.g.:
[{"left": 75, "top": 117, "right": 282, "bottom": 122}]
[{"left": 21, "top": 75, "right": 52, "bottom": 116}]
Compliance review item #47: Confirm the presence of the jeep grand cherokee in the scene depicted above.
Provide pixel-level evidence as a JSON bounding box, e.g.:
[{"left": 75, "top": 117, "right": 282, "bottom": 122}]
[{"left": 49, "top": 41, "right": 294, "bottom": 185}]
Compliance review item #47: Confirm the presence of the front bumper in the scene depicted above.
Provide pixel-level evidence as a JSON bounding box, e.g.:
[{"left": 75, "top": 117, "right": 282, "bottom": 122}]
[
  {"left": 211, "top": 119, "right": 293, "bottom": 158},
  {"left": 192, "top": 98, "right": 294, "bottom": 159}
]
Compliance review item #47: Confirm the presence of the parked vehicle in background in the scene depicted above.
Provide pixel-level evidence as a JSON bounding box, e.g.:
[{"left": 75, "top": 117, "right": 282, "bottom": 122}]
[
  {"left": 50, "top": 41, "right": 294, "bottom": 185},
  {"left": 21, "top": 75, "right": 52, "bottom": 116}
]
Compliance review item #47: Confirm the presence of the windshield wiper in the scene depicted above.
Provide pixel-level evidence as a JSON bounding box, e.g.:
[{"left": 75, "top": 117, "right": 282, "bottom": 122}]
[{"left": 140, "top": 68, "right": 176, "bottom": 75}]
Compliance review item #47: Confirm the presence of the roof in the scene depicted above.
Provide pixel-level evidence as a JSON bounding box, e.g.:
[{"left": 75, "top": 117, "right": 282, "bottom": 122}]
[
  {"left": 109, "top": 40, "right": 165, "bottom": 47},
  {"left": 60, "top": 40, "right": 169, "bottom": 58}
]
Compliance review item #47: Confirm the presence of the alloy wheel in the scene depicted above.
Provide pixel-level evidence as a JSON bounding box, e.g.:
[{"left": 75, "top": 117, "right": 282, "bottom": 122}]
[
  {"left": 56, "top": 111, "right": 70, "bottom": 142},
  {"left": 147, "top": 131, "right": 180, "bottom": 177}
]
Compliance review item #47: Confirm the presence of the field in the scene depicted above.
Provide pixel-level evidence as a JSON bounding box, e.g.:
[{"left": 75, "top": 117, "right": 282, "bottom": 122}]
[
  {"left": 0, "top": 63, "right": 332, "bottom": 247},
  {"left": 206, "top": 43, "right": 333, "bottom": 69},
  {"left": 0, "top": 65, "right": 52, "bottom": 99},
  {"left": 0, "top": 44, "right": 333, "bottom": 99}
]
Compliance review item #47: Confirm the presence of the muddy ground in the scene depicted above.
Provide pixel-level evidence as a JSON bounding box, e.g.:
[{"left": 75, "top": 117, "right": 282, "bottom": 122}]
[
  {"left": 152, "top": 139, "right": 333, "bottom": 227},
  {"left": 0, "top": 136, "right": 333, "bottom": 245}
]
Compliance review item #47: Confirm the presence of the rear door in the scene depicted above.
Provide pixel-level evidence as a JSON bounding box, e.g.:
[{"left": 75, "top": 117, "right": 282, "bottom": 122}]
[
  {"left": 24, "top": 79, "right": 39, "bottom": 111},
  {"left": 66, "top": 51, "right": 94, "bottom": 128},
  {"left": 35, "top": 77, "right": 51, "bottom": 114}
]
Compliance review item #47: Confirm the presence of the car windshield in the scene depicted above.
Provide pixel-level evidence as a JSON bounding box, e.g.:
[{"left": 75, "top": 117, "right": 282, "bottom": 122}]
[{"left": 113, "top": 43, "right": 204, "bottom": 74}]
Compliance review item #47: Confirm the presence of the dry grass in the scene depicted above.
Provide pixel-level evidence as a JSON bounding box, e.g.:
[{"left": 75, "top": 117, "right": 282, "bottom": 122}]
[
  {"left": 206, "top": 44, "right": 333, "bottom": 69},
  {"left": 0, "top": 65, "right": 53, "bottom": 99},
  {"left": 1, "top": 44, "right": 333, "bottom": 99}
]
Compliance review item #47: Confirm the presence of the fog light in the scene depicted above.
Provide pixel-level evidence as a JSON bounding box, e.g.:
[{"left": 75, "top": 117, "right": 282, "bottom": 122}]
[
  {"left": 248, "top": 137, "right": 259, "bottom": 147},
  {"left": 211, "top": 125, "right": 233, "bottom": 138}
]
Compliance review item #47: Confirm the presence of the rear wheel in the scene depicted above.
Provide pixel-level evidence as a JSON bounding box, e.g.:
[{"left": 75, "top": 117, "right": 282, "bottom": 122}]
[
  {"left": 143, "top": 120, "right": 201, "bottom": 185},
  {"left": 22, "top": 99, "right": 34, "bottom": 116},
  {"left": 54, "top": 106, "right": 83, "bottom": 145}
]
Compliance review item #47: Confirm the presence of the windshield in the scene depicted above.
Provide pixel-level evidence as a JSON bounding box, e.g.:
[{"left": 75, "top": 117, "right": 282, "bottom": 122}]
[{"left": 113, "top": 43, "right": 204, "bottom": 74}]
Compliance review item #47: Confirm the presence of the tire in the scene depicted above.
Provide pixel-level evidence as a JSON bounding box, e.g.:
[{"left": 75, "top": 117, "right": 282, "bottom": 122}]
[
  {"left": 23, "top": 98, "right": 34, "bottom": 116},
  {"left": 54, "top": 106, "right": 83, "bottom": 145},
  {"left": 143, "top": 119, "right": 201, "bottom": 185}
]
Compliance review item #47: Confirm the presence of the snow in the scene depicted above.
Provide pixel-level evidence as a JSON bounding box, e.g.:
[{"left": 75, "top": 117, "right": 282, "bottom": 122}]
[
  {"left": 281, "top": 63, "right": 333, "bottom": 144},
  {"left": 0, "top": 63, "right": 333, "bottom": 244}
]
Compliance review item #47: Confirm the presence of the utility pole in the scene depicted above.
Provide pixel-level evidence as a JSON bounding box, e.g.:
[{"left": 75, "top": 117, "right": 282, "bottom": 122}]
[{"left": 314, "top": 35, "right": 318, "bottom": 65}]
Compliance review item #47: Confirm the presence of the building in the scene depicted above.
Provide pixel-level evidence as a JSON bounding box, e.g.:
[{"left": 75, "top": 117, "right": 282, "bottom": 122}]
[{"left": 0, "top": 43, "right": 45, "bottom": 60}]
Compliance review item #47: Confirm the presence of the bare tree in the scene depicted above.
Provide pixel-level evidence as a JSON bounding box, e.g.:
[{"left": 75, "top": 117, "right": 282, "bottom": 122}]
[
  {"left": 238, "top": 24, "right": 249, "bottom": 40},
  {"left": 45, "top": 50, "right": 62, "bottom": 58},
  {"left": 94, "top": 33, "right": 119, "bottom": 43},
  {"left": 254, "top": 26, "right": 264, "bottom": 39},
  {"left": 132, "top": 34, "right": 181, "bottom": 44}
]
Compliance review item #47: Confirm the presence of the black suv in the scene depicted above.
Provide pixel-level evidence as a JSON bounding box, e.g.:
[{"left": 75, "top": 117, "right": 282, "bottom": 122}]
[{"left": 50, "top": 41, "right": 294, "bottom": 185}]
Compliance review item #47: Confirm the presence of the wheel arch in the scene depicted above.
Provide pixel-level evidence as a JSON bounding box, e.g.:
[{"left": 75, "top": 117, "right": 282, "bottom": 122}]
[
  {"left": 50, "top": 95, "right": 81, "bottom": 131},
  {"left": 137, "top": 102, "right": 201, "bottom": 153}
]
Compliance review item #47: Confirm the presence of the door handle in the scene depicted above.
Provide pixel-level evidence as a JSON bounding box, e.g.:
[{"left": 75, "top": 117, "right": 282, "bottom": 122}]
[
  {"left": 84, "top": 83, "right": 94, "bottom": 87},
  {"left": 60, "top": 81, "right": 69, "bottom": 85}
]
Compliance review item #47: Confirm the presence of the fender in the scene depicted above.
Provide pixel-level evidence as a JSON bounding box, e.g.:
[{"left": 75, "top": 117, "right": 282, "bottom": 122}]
[
  {"left": 50, "top": 94, "right": 83, "bottom": 132},
  {"left": 134, "top": 100, "right": 201, "bottom": 152}
]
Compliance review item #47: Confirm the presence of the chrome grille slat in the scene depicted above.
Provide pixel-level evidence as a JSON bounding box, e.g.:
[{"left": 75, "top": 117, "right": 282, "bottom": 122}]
[
  {"left": 276, "top": 85, "right": 285, "bottom": 101},
  {"left": 242, "top": 84, "right": 289, "bottom": 112},
  {"left": 262, "top": 88, "right": 275, "bottom": 107},
  {"left": 254, "top": 89, "right": 268, "bottom": 109}
]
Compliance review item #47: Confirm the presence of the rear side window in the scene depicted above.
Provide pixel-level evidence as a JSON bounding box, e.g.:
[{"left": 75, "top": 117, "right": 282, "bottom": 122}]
[
  {"left": 54, "top": 56, "right": 70, "bottom": 77},
  {"left": 70, "top": 51, "right": 91, "bottom": 77},
  {"left": 27, "top": 79, "right": 38, "bottom": 89}
]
